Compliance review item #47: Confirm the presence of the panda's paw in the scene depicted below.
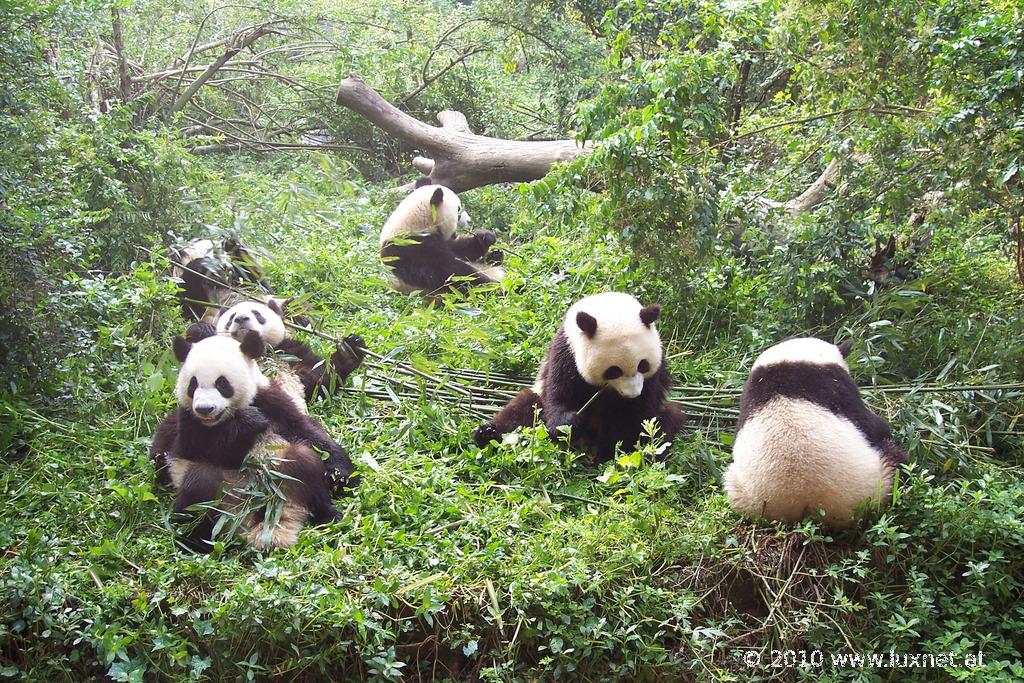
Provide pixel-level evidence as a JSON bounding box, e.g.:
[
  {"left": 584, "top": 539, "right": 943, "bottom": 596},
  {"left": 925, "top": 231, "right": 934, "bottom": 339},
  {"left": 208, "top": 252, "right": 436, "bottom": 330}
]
[
  {"left": 330, "top": 469, "right": 362, "bottom": 496},
  {"left": 332, "top": 335, "right": 367, "bottom": 375},
  {"left": 473, "top": 422, "right": 501, "bottom": 447},
  {"left": 474, "top": 230, "right": 497, "bottom": 249},
  {"left": 185, "top": 322, "right": 217, "bottom": 343},
  {"left": 485, "top": 248, "right": 505, "bottom": 265},
  {"left": 314, "top": 505, "right": 344, "bottom": 525},
  {"left": 546, "top": 413, "right": 579, "bottom": 441},
  {"left": 235, "top": 406, "right": 270, "bottom": 434}
]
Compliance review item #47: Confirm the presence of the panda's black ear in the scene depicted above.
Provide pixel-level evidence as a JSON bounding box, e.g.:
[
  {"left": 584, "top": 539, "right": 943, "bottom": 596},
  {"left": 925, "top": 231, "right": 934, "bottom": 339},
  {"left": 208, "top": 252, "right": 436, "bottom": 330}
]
[
  {"left": 430, "top": 187, "right": 445, "bottom": 207},
  {"left": 639, "top": 304, "right": 661, "bottom": 327},
  {"left": 576, "top": 311, "right": 598, "bottom": 338},
  {"left": 414, "top": 177, "right": 433, "bottom": 189},
  {"left": 267, "top": 298, "right": 283, "bottom": 316},
  {"left": 173, "top": 336, "right": 193, "bottom": 363},
  {"left": 837, "top": 339, "right": 853, "bottom": 358},
  {"left": 240, "top": 330, "right": 265, "bottom": 359}
]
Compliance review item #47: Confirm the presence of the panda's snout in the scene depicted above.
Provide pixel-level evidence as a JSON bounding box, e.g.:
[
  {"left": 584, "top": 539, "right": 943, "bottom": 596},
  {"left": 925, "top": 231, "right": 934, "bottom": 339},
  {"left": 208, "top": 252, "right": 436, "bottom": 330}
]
[
  {"left": 235, "top": 314, "right": 250, "bottom": 324},
  {"left": 194, "top": 404, "right": 216, "bottom": 417},
  {"left": 610, "top": 372, "right": 645, "bottom": 399}
]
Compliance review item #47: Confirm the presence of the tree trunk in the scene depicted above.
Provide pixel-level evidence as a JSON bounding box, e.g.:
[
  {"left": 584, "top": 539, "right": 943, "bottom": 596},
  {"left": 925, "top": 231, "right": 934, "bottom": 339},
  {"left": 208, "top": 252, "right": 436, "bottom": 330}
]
[{"left": 335, "top": 75, "right": 589, "bottom": 192}]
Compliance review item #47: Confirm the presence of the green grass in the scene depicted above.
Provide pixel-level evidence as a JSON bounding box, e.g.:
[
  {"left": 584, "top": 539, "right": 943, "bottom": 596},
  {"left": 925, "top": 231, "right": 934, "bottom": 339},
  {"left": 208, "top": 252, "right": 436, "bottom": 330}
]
[{"left": 2, "top": 159, "right": 1024, "bottom": 681}]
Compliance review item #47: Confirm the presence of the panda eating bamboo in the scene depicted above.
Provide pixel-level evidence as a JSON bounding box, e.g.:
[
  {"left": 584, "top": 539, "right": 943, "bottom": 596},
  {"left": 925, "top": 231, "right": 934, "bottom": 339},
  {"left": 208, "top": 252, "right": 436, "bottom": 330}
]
[
  {"left": 207, "top": 299, "right": 366, "bottom": 402},
  {"left": 473, "top": 292, "right": 687, "bottom": 464},
  {"left": 150, "top": 331, "right": 360, "bottom": 551},
  {"left": 379, "top": 179, "right": 505, "bottom": 296}
]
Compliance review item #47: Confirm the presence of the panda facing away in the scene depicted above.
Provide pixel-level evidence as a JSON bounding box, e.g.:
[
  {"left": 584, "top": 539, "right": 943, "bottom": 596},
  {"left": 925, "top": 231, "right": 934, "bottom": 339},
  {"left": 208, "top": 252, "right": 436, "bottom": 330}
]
[
  {"left": 473, "top": 292, "right": 687, "bottom": 464},
  {"left": 379, "top": 180, "right": 505, "bottom": 296},
  {"left": 149, "top": 331, "right": 359, "bottom": 551},
  {"left": 209, "top": 299, "right": 366, "bottom": 402},
  {"left": 724, "top": 337, "right": 909, "bottom": 526}
]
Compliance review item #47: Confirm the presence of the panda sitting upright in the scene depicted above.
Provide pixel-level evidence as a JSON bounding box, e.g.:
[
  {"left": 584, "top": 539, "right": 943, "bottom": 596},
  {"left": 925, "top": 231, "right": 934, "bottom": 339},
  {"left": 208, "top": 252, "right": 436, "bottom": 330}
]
[
  {"left": 723, "top": 337, "right": 909, "bottom": 526},
  {"left": 473, "top": 292, "right": 687, "bottom": 464},
  {"left": 150, "top": 331, "right": 359, "bottom": 551},
  {"left": 379, "top": 179, "right": 505, "bottom": 296},
  {"left": 195, "top": 299, "right": 366, "bottom": 402}
]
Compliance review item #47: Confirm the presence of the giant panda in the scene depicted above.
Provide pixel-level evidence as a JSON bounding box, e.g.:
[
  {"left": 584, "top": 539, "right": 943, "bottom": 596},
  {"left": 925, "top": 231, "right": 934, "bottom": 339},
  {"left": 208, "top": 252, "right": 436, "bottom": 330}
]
[
  {"left": 149, "top": 331, "right": 359, "bottom": 551},
  {"left": 379, "top": 180, "right": 505, "bottom": 296},
  {"left": 211, "top": 299, "right": 366, "bottom": 402},
  {"left": 171, "top": 238, "right": 272, "bottom": 323},
  {"left": 473, "top": 292, "right": 687, "bottom": 464},
  {"left": 723, "top": 337, "right": 909, "bottom": 526}
]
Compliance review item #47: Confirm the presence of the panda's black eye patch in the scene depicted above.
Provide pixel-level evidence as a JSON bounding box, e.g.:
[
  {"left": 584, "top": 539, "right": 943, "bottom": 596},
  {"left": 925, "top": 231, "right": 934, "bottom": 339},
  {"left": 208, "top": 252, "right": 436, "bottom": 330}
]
[
  {"left": 253, "top": 310, "right": 266, "bottom": 325},
  {"left": 603, "top": 366, "right": 623, "bottom": 380},
  {"left": 215, "top": 376, "right": 234, "bottom": 398},
  {"left": 187, "top": 377, "right": 198, "bottom": 397},
  {"left": 227, "top": 313, "right": 236, "bottom": 327},
  {"left": 638, "top": 359, "right": 651, "bottom": 374}
]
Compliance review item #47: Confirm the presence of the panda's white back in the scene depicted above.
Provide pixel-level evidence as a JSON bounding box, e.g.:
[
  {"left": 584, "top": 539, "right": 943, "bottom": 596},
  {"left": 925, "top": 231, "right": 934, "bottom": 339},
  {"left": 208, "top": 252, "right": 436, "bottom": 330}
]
[{"left": 726, "top": 397, "right": 890, "bottom": 525}]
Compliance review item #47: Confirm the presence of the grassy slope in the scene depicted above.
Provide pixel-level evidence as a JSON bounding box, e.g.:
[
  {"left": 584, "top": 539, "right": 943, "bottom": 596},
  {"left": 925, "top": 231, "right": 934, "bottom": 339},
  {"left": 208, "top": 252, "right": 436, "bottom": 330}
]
[{"left": 3, "top": 158, "right": 1024, "bottom": 682}]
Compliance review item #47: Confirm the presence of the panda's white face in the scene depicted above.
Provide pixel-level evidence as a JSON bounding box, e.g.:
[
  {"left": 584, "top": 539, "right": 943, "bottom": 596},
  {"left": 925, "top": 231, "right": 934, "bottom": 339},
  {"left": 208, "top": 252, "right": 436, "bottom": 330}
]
[
  {"left": 380, "top": 184, "right": 470, "bottom": 244},
  {"left": 564, "top": 292, "right": 663, "bottom": 398},
  {"left": 174, "top": 336, "right": 264, "bottom": 426},
  {"left": 217, "top": 301, "right": 286, "bottom": 347},
  {"left": 751, "top": 337, "right": 849, "bottom": 373}
]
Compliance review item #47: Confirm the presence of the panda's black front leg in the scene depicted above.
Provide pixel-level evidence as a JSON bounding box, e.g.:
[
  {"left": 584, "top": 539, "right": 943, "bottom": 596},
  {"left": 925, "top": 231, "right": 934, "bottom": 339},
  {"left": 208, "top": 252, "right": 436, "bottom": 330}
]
[
  {"left": 255, "top": 389, "right": 360, "bottom": 496},
  {"left": 173, "top": 462, "right": 225, "bottom": 553},
  {"left": 449, "top": 230, "right": 496, "bottom": 262}
]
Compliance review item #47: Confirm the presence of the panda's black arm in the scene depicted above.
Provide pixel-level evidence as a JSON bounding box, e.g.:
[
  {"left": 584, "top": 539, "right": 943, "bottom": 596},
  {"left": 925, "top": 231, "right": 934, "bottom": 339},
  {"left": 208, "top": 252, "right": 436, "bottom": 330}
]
[
  {"left": 276, "top": 337, "right": 367, "bottom": 401},
  {"left": 185, "top": 322, "right": 217, "bottom": 343},
  {"left": 275, "top": 338, "right": 329, "bottom": 400},
  {"left": 150, "top": 411, "right": 180, "bottom": 487},
  {"left": 538, "top": 332, "right": 592, "bottom": 437},
  {"left": 254, "top": 387, "right": 359, "bottom": 493},
  {"left": 174, "top": 407, "right": 269, "bottom": 469},
  {"left": 448, "top": 230, "right": 496, "bottom": 261}
]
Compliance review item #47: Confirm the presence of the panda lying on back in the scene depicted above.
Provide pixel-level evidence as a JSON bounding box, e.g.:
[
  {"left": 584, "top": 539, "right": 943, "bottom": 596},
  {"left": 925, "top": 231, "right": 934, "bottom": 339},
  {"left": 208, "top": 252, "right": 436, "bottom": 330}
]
[
  {"left": 205, "top": 299, "right": 366, "bottom": 402},
  {"left": 474, "top": 293, "right": 687, "bottom": 464},
  {"left": 150, "top": 331, "right": 359, "bottom": 551},
  {"left": 379, "top": 179, "right": 505, "bottom": 296},
  {"left": 724, "top": 337, "right": 908, "bottom": 526}
]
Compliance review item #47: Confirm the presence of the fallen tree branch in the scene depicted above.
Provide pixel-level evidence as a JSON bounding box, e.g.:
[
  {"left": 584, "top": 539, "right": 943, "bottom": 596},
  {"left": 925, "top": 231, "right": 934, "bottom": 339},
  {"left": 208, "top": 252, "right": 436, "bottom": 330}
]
[
  {"left": 758, "top": 152, "right": 871, "bottom": 216},
  {"left": 335, "top": 74, "right": 589, "bottom": 191}
]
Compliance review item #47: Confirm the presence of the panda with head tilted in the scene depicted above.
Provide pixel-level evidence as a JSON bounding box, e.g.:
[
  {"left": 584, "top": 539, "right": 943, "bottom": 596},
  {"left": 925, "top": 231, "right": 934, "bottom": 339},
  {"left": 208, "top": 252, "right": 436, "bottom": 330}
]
[
  {"left": 379, "top": 179, "right": 505, "bottom": 296},
  {"left": 200, "top": 299, "right": 366, "bottom": 403},
  {"left": 149, "top": 330, "right": 360, "bottom": 551},
  {"left": 724, "top": 337, "right": 909, "bottom": 527},
  {"left": 474, "top": 292, "right": 687, "bottom": 464}
]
